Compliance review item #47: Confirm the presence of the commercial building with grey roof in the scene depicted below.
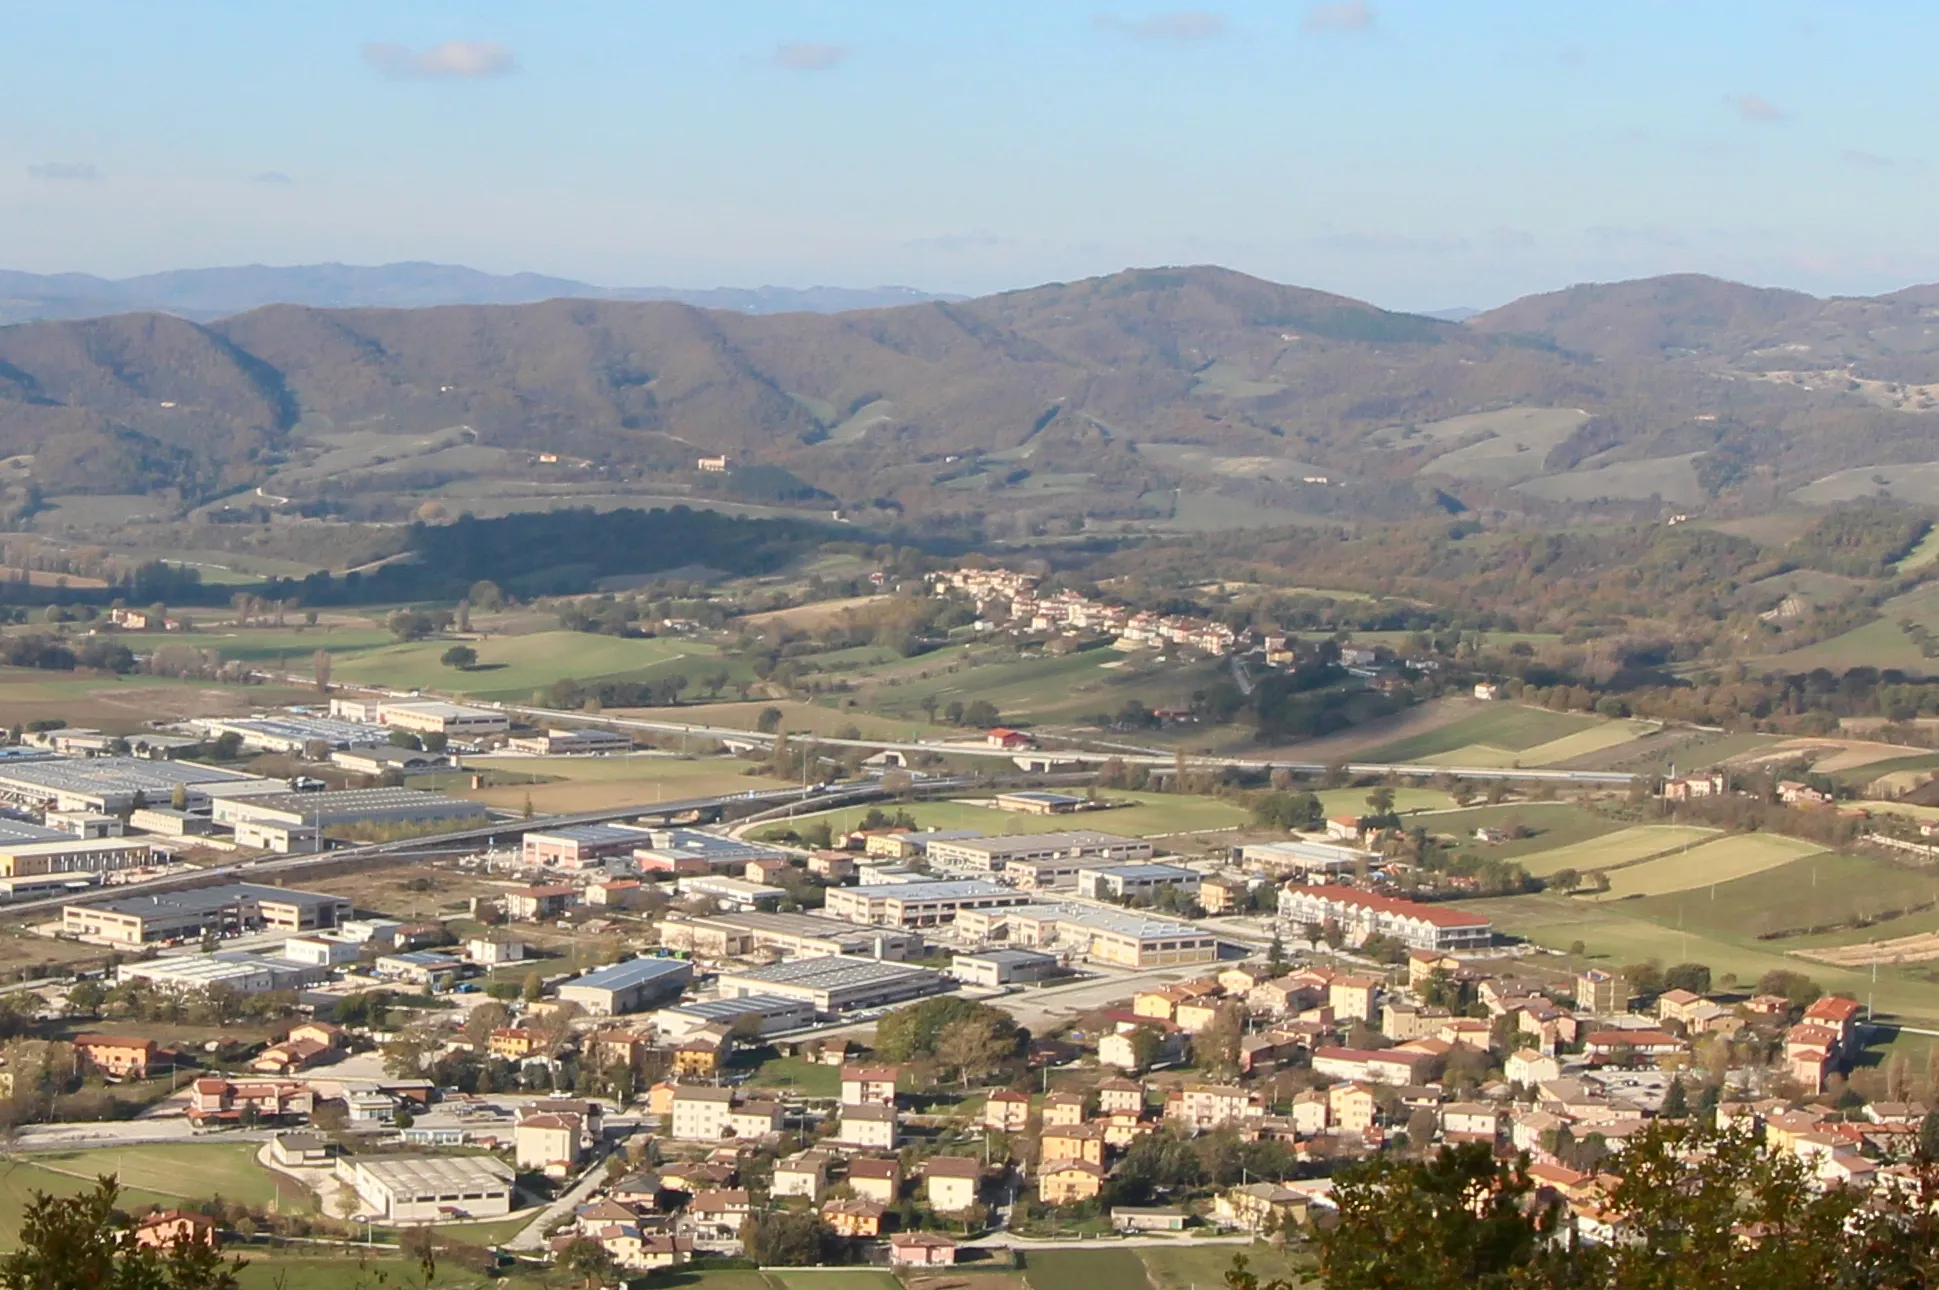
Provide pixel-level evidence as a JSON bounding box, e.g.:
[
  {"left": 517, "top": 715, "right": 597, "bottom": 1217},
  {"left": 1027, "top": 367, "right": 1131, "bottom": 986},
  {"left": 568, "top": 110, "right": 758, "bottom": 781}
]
[
  {"left": 555, "top": 956, "right": 694, "bottom": 1015},
  {"left": 713, "top": 956, "right": 949, "bottom": 1014},
  {"left": 63, "top": 882, "right": 352, "bottom": 946},
  {"left": 0, "top": 757, "right": 277, "bottom": 814}
]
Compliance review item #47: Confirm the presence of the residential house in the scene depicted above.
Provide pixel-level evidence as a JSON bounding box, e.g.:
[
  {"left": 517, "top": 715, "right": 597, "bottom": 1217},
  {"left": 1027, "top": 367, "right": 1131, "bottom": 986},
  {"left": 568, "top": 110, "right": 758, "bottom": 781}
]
[
  {"left": 185, "top": 1077, "right": 313, "bottom": 1126},
  {"left": 773, "top": 1151, "right": 832, "bottom": 1202},
  {"left": 1166, "top": 1084, "right": 1261, "bottom": 1130},
  {"left": 822, "top": 1198, "right": 887, "bottom": 1238},
  {"left": 846, "top": 1157, "right": 901, "bottom": 1205},
  {"left": 1097, "top": 1077, "right": 1146, "bottom": 1115},
  {"left": 1038, "top": 1160, "right": 1105, "bottom": 1205},
  {"left": 1505, "top": 1050, "right": 1561, "bottom": 1086},
  {"left": 1329, "top": 975, "right": 1379, "bottom": 1023},
  {"left": 1215, "top": 1182, "right": 1308, "bottom": 1233},
  {"left": 924, "top": 1157, "right": 982, "bottom": 1212},
  {"left": 1329, "top": 1083, "right": 1378, "bottom": 1135},
  {"left": 841, "top": 1064, "right": 900, "bottom": 1107},
  {"left": 1042, "top": 1092, "right": 1088, "bottom": 1127},
  {"left": 684, "top": 1190, "right": 751, "bottom": 1242},
  {"left": 888, "top": 1232, "right": 958, "bottom": 1266},
  {"left": 516, "top": 1113, "right": 585, "bottom": 1176},
  {"left": 74, "top": 1035, "right": 158, "bottom": 1079},
  {"left": 985, "top": 1089, "right": 1032, "bottom": 1132},
  {"left": 836, "top": 1103, "right": 900, "bottom": 1151},
  {"left": 133, "top": 1211, "right": 218, "bottom": 1252},
  {"left": 1040, "top": 1123, "right": 1106, "bottom": 1167}
]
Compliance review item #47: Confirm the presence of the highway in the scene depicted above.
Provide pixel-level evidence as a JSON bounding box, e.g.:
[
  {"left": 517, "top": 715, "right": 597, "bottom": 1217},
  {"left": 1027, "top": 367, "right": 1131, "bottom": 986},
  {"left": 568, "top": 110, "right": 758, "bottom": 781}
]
[{"left": 500, "top": 701, "right": 1636, "bottom": 784}]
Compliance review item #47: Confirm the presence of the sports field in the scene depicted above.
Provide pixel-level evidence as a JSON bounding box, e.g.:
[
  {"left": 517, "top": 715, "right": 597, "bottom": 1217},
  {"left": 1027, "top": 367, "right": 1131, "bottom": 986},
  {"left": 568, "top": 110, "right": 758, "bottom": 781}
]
[
  {"left": 1513, "top": 825, "right": 1718, "bottom": 877},
  {"left": 0, "top": 1142, "right": 282, "bottom": 1250},
  {"left": 1365, "top": 705, "right": 1607, "bottom": 763},
  {"left": 1595, "top": 833, "right": 1826, "bottom": 899}
]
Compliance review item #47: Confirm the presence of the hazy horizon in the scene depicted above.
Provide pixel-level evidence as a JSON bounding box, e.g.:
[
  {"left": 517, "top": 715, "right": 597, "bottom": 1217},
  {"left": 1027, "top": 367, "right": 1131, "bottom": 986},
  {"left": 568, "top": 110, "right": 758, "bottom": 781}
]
[{"left": 5, "top": 1, "right": 1934, "bottom": 312}]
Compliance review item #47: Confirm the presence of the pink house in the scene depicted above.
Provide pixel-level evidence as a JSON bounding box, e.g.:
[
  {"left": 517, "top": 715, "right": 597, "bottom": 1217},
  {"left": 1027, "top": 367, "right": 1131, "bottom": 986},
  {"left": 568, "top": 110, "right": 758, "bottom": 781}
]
[{"left": 889, "top": 1232, "right": 959, "bottom": 1266}]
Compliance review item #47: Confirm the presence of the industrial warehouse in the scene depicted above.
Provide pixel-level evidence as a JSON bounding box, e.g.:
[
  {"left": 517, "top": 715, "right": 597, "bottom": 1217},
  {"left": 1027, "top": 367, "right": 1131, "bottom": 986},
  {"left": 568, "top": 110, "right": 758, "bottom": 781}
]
[
  {"left": 922, "top": 830, "right": 1155, "bottom": 874},
  {"left": 822, "top": 879, "right": 1033, "bottom": 927},
  {"left": 657, "top": 910, "right": 924, "bottom": 961},
  {"left": 1004, "top": 903, "right": 1221, "bottom": 969},
  {"left": 62, "top": 883, "right": 352, "bottom": 946},
  {"left": 555, "top": 957, "right": 694, "bottom": 1015},
  {"left": 210, "top": 788, "right": 488, "bottom": 853},
  {"left": 0, "top": 757, "right": 281, "bottom": 814},
  {"left": 712, "top": 957, "right": 948, "bottom": 1014}
]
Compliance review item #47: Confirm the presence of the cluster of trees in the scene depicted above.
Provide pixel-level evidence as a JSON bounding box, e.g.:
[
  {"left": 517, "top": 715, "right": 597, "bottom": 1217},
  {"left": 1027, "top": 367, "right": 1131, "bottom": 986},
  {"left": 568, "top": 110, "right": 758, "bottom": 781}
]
[
  {"left": 0, "top": 633, "right": 134, "bottom": 674},
  {"left": 1291, "top": 1125, "right": 1939, "bottom": 1290},
  {"left": 539, "top": 674, "right": 710, "bottom": 710},
  {"left": 872, "top": 997, "right": 1023, "bottom": 1086}
]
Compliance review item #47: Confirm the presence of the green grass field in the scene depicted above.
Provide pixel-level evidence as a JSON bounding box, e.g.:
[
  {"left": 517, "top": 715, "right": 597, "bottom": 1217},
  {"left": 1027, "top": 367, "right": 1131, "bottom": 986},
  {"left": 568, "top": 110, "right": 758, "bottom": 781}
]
[
  {"left": 742, "top": 1055, "right": 842, "bottom": 1096},
  {"left": 1514, "top": 824, "right": 1719, "bottom": 878},
  {"left": 767, "top": 1273, "right": 905, "bottom": 1290},
  {"left": 333, "top": 631, "right": 720, "bottom": 699},
  {"left": 1418, "top": 802, "right": 1621, "bottom": 861},
  {"left": 1023, "top": 1249, "right": 1153, "bottom": 1290},
  {"left": 1630, "top": 852, "right": 1939, "bottom": 943},
  {"left": 1312, "top": 787, "right": 1455, "bottom": 818},
  {"left": 1595, "top": 833, "right": 1826, "bottom": 899},
  {"left": 1365, "top": 705, "right": 1605, "bottom": 763}
]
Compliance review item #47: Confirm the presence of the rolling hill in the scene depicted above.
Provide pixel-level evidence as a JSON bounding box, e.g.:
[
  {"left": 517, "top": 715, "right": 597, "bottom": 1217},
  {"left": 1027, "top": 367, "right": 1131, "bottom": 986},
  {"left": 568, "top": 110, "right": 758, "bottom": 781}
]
[{"left": 4, "top": 264, "right": 1939, "bottom": 531}]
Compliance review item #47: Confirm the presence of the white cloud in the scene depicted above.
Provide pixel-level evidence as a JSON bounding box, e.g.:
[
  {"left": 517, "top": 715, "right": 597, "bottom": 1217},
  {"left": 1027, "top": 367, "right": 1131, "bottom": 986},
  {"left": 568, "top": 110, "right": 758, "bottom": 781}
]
[
  {"left": 1303, "top": 2, "right": 1375, "bottom": 34},
  {"left": 27, "top": 162, "right": 101, "bottom": 181},
  {"left": 1727, "top": 94, "right": 1785, "bottom": 123},
  {"left": 252, "top": 171, "right": 295, "bottom": 185},
  {"left": 774, "top": 41, "right": 852, "bottom": 71},
  {"left": 1839, "top": 149, "right": 1891, "bottom": 169},
  {"left": 362, "top": 40, "right": 518, "bottom": 80},
  {"left": 1094, "top": 10, "right": 1227, "bottom": 41}
]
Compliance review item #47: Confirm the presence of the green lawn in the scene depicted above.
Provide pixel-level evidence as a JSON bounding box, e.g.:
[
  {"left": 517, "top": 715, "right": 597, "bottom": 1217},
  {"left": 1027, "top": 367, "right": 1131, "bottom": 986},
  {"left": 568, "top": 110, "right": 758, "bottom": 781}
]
[
  {"left": 1512, "top": 825, "right": 1719, "bottom": 878},
  {"left": 1139, "top": 1244, "right": 1312, "bottom": 1290},
  {"left": 767, "top": 1273, "right": 905, "bottom": 1290},
  {"left": 742, "top": 1055, "right": 842, "bottom": 1097},
  {"left": 1023, "top": 1249, "right": 1152, "bottom": 1290},
  {"left": 1365, "top": 705, "right": 1606, "bottom": 763}
]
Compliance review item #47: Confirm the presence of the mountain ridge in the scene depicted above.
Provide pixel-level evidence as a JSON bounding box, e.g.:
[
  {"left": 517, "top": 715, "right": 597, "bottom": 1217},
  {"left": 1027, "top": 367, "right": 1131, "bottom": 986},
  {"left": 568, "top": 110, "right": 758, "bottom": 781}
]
[
  {"left": 5, "top": 263, "right": 1939, "bottom": 531},
  {"left": 0, "top": 261, "right": 960, "bottom": 325}
]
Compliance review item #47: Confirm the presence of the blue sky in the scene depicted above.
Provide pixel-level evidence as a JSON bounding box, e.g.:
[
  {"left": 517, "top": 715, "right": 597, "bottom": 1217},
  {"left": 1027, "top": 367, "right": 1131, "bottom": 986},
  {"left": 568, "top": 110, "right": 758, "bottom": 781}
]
[{"left": 0, "top": 0, "right": 1931, "bottom": 309}]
